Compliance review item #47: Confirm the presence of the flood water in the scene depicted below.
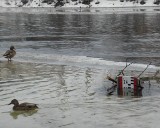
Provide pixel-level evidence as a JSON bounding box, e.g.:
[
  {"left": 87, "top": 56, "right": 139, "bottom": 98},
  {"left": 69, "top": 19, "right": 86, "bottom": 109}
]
[{"left": 0, "top": 7, "right": 160, "bottom": 128}]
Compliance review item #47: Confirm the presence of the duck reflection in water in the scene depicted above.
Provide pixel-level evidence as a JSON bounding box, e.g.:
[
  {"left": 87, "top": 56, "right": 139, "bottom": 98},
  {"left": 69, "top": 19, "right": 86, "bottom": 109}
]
[{"left": 10, "top": 110, "right": 38, "bottom": 119}]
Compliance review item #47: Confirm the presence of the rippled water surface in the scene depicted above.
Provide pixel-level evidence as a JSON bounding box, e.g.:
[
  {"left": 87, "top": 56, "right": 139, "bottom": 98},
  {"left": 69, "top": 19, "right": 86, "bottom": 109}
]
[{"left": 0, "top": 8, "right": 160, "bottom": 128}]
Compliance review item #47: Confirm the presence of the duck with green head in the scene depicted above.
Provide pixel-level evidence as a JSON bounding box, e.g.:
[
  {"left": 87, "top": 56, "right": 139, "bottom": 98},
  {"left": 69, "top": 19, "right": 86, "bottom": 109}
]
[
  {"left": 8, "top": 99, "right": 38, "bottom": 111},
  {"left": 3, "top": 46, "right": 16, "bottom": 61}
]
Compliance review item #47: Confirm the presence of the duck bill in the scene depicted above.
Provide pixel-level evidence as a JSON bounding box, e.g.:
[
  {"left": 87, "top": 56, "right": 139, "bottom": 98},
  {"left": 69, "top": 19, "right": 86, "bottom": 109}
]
[{"left": 8, "top": 103, "right": 11, "bottom": 105}]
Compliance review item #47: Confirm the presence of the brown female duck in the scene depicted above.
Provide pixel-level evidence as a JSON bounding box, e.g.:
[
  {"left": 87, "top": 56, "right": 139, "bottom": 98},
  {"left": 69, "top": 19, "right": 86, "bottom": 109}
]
[
  {"left": 3, "top": 46, "right": 16, "bottom": 61},
  {"left": 8, "top": 99, "right": 38, "bottom": 111}
]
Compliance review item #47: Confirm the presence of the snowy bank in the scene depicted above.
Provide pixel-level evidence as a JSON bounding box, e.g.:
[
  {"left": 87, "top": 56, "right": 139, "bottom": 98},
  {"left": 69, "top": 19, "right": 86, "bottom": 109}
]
[{"left": 0, "top": 0, "right": 160, "bottom": 8}]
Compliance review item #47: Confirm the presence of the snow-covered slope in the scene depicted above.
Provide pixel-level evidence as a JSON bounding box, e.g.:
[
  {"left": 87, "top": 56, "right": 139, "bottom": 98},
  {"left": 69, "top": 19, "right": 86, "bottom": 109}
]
[{"left": 0, "top": 0, "right": 159, "bottom": 7}]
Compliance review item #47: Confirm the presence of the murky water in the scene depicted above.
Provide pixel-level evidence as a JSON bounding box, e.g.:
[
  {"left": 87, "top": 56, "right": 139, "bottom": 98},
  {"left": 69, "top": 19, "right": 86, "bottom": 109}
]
[{"left": 0, "top": 8, "right": 160, "bottom": 128}]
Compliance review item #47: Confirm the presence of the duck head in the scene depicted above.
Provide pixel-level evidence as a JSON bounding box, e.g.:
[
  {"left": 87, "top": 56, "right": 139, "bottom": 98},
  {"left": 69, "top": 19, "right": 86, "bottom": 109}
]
[
  {"left": 10, "top": 46, "right": 16, "bottom": 50},
  {"left": 8, "top": 99, "right": 19, "bottom": 106}
]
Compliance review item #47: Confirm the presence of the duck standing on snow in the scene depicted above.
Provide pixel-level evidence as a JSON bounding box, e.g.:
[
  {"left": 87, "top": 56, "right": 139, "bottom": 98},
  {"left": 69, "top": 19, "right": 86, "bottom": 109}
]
[
  {"left": 8, "top": 99, "right": 38, "bottom": 111},
  {"left": 3, "top": 46, "right": 16, "bottom": 61}
]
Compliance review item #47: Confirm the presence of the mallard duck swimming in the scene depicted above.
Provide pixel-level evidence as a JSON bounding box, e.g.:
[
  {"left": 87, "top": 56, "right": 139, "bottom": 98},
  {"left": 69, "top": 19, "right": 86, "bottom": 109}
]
[
  {"left": 3, "top": 46, "right": 16, "bottom": 61},
  {"left": 8, "top": 99, "right": 38, "bottom": 111}
]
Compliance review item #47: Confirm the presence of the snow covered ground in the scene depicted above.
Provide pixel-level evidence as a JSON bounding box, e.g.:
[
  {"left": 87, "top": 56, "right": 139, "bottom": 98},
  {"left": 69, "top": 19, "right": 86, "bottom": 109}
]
[{"left": 0, "top": 0, "right": 159, "bottom": 8}]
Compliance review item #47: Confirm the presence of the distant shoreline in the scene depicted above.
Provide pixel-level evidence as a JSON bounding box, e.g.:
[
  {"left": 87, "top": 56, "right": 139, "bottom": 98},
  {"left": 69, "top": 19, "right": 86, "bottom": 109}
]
[
  {"left": 0, "top": 0, "right": 160, "bottom": 8},
  {"left": 0, "top": 6, "right": 160, "bottom": 14}
]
